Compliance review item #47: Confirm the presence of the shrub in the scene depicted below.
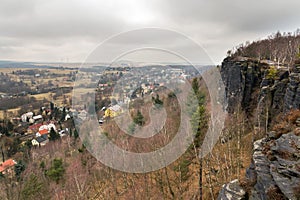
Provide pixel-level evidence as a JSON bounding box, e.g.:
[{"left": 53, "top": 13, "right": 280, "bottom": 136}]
[
  {"left": 46, "top": 158, "right": 65, "bottom": 183},
  {"left": 133, "top": 110, "right": 145, "bottom": 126},
  {"left": 287, "top": 109, "right": 300, "bottom": 124},
  {"left": 128, "top": 123, "right": 136, "bottom": 135},
  {"left": 174, "top": 159, "right": 192, "bottom": 181},
  {"left": 21, "top": 174, "right": 46, "bottom": 200},
  {"left": 15, "top": 160, "right": 26, "bottom": 180},
  {"left": 266, "top": 186, "right": 286, "bottom": 200},
  {"left": 239, "top": 177, "right": 256, "bottom": 198},
  {"left": 266, "top": 66, "right": 278, "bottom": 79}
]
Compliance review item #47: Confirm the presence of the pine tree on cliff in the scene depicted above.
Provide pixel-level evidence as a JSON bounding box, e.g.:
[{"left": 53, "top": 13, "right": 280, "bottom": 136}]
[{"left": 188, "top": 77, "right": 207, "bottom": 200}]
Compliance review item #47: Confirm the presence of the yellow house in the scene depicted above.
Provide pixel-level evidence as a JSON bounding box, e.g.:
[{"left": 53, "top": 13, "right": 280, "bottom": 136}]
[{"left": 104, "top": 105, "right": 122, "bottom": 118}]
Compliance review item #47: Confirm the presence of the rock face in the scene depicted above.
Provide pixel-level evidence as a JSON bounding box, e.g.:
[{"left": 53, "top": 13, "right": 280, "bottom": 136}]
[
  {"left": 269, "top": 133, "right": 300, "bottom": 200},
  {"left": 220, "top": 58, "right": 265, "bottom": 113},
  {"left": 218, "top": 132, "right": 300, "bottom": 200},
  {"left": 218, "top": 57, "right": 300, "bottom": 199},
  {"left": 284, "top": 72, "right": 300, "bottom": 111},
  {"left": 247, "top": 139, "right": 277, "bottom": 200},
  {"left": 221, "top": 57, "right": 300, "bottom": 115}
]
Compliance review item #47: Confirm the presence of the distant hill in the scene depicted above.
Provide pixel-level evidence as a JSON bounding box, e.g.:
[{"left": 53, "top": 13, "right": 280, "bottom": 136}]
[
  {"left": 0, "top": 61, "right": 80, "bottom": 70},
  {"left": 0, "top": 61, "right": 47, "bottom": 69}
]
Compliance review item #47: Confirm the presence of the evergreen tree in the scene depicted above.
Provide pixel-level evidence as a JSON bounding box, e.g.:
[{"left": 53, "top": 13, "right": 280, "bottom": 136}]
[
  {"left": 152, "top": 94, "right": 163, "bottom": 108},
  {"left": 69, "top": 128, "right": 73, "bottom": 137},
  {"left": 191, "top": 105, "right": 207, "bottom": 147},
  {"left": 191, "top": 78, "right": 205, "bottom": 105},
  {"left": 187, "top": 77, "right": 207, "bottom": 200},
  {"left": 15, "top": 160, "right": 26, "bottom": 180},
  {"left": 50, "top": 102, "right": 54, "bottom": 111},
  {"left": 74, "top": 129, "right": 79, "bottom": 139},
  {"left": 133, "top": 110, "right": 145, "bottom": 126},
  {"left": 46, "top": 158, "right": 65, "bottom": 183},
  {"left": 49, "top": 127, "right": 59, "bottom": 141}
]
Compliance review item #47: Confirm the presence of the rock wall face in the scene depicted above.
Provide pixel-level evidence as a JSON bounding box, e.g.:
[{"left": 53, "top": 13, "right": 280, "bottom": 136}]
[
  {"left": 218, "top": 131, "right": 300, "bottom": 200},
  {"left": 221, "top": 57, "right": 300, "bottom": 119},
  {"left": 220, "top": 58, "right": 265, "bottom": 114},
  {"left": 284, "top": 68, "right": 300, "bottom": 111},
  {"left": 219, "top": 58, "right": 300, "bottom": 200}
]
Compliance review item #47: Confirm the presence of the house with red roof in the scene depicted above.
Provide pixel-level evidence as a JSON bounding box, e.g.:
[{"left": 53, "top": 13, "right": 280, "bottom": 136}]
[
  {"left": 36, "top": 129, "right": 49, "bottom": 137},
  {"left": 0, "top": 159, "right": 17, "bottom": 175},
  {"left": 39, "top": 129, "right": 48, "bottom": 135},
  {"left": 28, "top": 123, "right": 43, "bottom": 134}
]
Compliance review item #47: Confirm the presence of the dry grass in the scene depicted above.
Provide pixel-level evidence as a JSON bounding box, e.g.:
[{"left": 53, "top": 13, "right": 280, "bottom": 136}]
[
  {"left": 204, "top": 131, "right": 253, "bottom": 198},
  {"left": 286, "top": 109, "right": 300, "bottom": 124},
  {"left": 271, "top": 109, "right": 300, "bottom": 136},
  {"left": 0, "top": 108, "right": 20, "bottom": 118},
  {"left": 32, "top": 93, "right": 53, "bottom": 101},
  {"left": 239, "top": 177, "right": 256, "bottom": 197},
  {"left": 266, "top": 186, "right": 286, "bottom": 200}
]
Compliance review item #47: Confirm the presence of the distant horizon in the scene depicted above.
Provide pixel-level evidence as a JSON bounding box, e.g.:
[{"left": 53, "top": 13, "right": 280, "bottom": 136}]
[{"left": 0, "top": 59, "right": 216, "bottom": 67}]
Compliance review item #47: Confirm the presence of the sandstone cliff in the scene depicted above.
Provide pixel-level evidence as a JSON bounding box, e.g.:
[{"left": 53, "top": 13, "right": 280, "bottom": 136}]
[
  {"left": 218, "top": 57, "right": 300, "bottom": 200},
  {"left": 220, "top": 57, "right": 300, "bottom": 115}
]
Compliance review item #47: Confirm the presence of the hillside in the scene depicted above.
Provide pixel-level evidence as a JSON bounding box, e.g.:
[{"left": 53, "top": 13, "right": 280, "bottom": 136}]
[
  {"left": 218, "top": 110, "right": 300, "bottom": 200},
  {"left": 218, "top": 42, "right": 300, "bottom": 199}
]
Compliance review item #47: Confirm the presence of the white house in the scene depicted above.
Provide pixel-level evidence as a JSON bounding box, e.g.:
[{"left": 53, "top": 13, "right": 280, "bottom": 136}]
[
  {"left": 21, "top": 112, "right": 34, "bottom": 122},
  {"left": 39, "top": 123, "right": 56, "bottom": 132},
  {"left": 31, "top": 135, "right": 49, "bottom": 147},
  {"left": 33, "top": 115, "right": 43, "bottom": 121}
]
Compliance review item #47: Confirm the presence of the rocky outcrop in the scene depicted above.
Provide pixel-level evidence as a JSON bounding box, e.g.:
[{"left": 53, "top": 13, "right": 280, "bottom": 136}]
[
  {"left": 255, "top": 70, "right": 289, "bottom": 126},
  {"left": 269, "top": 133, "right": 300, "bottom": 199},
  {"left": 218, "top": 131, "right": 300, "bottom": 200},
  {"left": 219, "top": 57, "right": 300, "bottom": 199},
  {"left": 220, "top": 58, "right": 265, "bottom": 113},
  {"left": 246, "top": 138, "right": 277, "bottom": 200},
  {"left": 221, "top": 57, "right": 300, "bottom": 116}
]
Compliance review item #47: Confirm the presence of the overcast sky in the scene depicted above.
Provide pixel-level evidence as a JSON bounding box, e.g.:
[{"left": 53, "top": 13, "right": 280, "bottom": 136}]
[{"left": 0, "top": 0, "right": 300, "bottom": 65}]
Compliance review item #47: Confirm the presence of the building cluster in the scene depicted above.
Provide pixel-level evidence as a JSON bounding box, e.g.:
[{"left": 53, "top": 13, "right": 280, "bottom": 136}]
[
  {"left": 98, "top": 67, "right": 190, "bottom": 104},
  {"left": 7, "top": 105, "right": 75, "bottom": 148},
  {"left": 92, "top": 66, "right": 196, "bottom": 123}
]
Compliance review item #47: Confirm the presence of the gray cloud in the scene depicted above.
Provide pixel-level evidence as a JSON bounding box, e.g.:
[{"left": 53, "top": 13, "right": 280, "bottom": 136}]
[{"left": 0, "top": 0, "right": 299, "bottom": 63}]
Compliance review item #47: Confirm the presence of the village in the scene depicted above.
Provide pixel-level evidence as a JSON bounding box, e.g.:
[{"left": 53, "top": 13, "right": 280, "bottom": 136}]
[
  {"left": 95, "top": 65, "right": 194, "bottom": 111},
  {"left": 0, "top": 103, "right": 75, "bottom": 175},
  {"left": 0, "top": 64, "right": 197, "bottom": 176}
]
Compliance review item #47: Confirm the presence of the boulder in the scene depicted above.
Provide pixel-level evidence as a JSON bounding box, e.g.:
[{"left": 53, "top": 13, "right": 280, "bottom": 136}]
[{"left": 217, "top": 179, "right": 246, "bottom": 200}]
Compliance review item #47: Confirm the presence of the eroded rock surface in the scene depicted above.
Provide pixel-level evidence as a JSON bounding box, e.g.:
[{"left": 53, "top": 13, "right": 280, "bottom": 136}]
[{"left": 218, "top": 132, "right": 300, "bottom": 200}]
